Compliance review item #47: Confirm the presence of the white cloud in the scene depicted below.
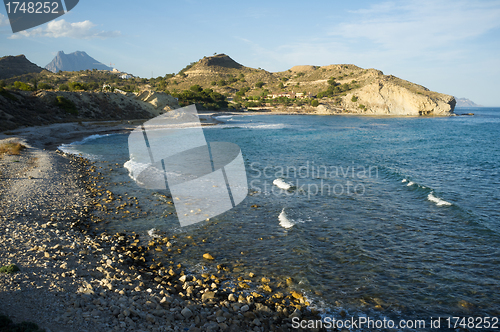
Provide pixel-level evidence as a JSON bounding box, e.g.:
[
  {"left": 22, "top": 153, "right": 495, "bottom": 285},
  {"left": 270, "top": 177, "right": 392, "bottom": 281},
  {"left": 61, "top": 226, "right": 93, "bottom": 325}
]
[
  {"left": 8, "top": 19, "right": 121, "bottom": 39},
  {"left": 0, "top": 13, "right": 10, "bottom": 27},
  {"left": 330, "top": 0, "right": 500, "bottom": 59},
  {"left": 238, "top": 0, "right": 500, "bottom": 72}
]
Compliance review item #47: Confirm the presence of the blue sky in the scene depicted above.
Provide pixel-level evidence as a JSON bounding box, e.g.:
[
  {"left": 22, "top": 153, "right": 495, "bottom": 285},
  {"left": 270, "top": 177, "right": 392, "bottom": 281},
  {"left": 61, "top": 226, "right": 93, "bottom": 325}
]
[{"left": 1, "top": 0, "right": 499, "bottom": 106}]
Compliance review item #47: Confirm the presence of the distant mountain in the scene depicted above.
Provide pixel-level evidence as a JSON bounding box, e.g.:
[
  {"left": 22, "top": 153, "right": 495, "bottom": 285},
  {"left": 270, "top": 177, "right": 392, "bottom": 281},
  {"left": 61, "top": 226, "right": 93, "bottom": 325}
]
[
  {"left": 0, "top": 54, "right": 45, "bottom": 80},
  {"left": 455, "top": 97, "right": 482, "bottom": 108},
  {"left": 45, "top": 51, "right": 112, "bottom": 73}
]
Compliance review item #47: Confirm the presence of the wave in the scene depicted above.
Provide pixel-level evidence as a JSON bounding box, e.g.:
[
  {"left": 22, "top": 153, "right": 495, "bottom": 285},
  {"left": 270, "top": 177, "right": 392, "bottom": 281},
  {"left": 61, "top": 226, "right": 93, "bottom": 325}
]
[
  {"left": 278, "top": 208, "right": 295, "bottom": 229},
  {"left": 402, "top": 178, "right": 426, "bottom": 189},
  {"left": 402, "top": 179, "right": 452, "bottom": 206},
  {"left": 427, "top": 192, "right": 452, "bottom": 206},
  {"left": 123, "top": 159, "right": 150, "bottom": 181},
  {"left": 273, "top": 178, "right": 294, "bottom": 190},
  {"left": 206, "top": 123, "right": 289, "bottom": 130},
  {"left": 57, "top": 134, "right": 114, "bottom": 159}
]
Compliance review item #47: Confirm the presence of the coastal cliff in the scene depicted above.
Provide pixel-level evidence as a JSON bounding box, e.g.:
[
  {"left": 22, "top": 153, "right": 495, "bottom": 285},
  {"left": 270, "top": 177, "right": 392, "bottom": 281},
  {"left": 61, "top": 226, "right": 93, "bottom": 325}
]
[
  {"left": 317, "top": 80, "right": 455, "bottom": 116},
  {"left": 170, "top": 55, "right": 456, "bottom": 116}
]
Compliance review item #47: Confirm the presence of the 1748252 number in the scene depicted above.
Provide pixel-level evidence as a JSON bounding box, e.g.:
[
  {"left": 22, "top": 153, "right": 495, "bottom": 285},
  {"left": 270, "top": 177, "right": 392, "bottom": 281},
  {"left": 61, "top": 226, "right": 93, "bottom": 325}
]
[{"left": 5, "top": 2, "right": 59, "bottom": 14}]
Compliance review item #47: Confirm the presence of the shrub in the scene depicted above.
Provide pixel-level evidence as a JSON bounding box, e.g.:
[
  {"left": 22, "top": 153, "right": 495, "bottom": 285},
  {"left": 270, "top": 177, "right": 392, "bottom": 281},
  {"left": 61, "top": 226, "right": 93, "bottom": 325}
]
[
  {"left": 217, "top": 79, "right": 227, "bottom": 86},
  {"left": 0, "top": 263, "right": 20, "bottom": 273},
  {"left": 311, "top": 100, "right": 319, "bottom": 107},
  {"left": 351, "top": 96, "right": 358, "bottom": 102},
  {"left": 54, "top": 96, "right": 78, "bottom": 115},
  {"left": 327, "top": 77, "right": 337, "bottom": 86},
  {"left": 255, "top": 81, "right": 265, "bottom": 88},
  {"left": 58, "top": 83, "right": 69, "bottom": 91},
  {"left": 14, "top": 81, "right": 34, "bottom": 91},
  {"left": 190, "top": 85, "right": 203, "bottom": 92},
  {"left": 68, "top": 82, "right": 86, "bottom": 91},
  {"left": 0, "top": 143, "right": 26, "bottom": 156},
  {"left": 359, "top": 104, "right": 366, "bottom": 109},
  {"left": 210, "top": 81, "right": 217, "bottom": 86},
  {"left": 38, "top": 83, "right": 53, "bottom": 90}
]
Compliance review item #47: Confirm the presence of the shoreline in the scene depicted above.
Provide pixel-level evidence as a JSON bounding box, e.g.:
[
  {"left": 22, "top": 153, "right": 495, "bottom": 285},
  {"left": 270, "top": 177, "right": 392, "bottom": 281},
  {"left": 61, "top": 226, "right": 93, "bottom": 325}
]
[{"left": 0, "top": 124, "right": 324, "bottom": 331}]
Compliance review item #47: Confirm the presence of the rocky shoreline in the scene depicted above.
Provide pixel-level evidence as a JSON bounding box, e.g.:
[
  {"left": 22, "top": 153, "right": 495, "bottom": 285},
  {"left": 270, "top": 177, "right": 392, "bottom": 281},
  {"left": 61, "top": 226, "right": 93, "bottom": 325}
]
[{"left": 0, "top": 132, "right": 325, "bottom": 331}]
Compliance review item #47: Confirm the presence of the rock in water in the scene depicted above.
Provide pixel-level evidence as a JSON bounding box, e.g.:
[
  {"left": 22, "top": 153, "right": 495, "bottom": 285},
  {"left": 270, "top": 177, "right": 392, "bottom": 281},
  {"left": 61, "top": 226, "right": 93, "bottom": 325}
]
[
  {"left": 278, "top": 208, "right": 294, "bottom": 229},
  {"left": 147, "top": 228, "right": 161, "bottom": 238}
]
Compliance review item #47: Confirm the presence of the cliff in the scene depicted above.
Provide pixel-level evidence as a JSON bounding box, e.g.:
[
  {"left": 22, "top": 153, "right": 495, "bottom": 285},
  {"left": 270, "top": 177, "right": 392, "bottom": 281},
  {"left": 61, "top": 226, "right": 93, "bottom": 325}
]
[{"left": 334, "top": 81, "right": 455, "bottom": 116}]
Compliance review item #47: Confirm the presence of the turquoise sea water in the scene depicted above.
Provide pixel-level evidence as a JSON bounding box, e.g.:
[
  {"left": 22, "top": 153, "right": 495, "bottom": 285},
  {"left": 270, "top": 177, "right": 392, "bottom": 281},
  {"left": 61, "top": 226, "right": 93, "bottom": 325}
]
[{"left": 61, "top": 108, "right": 500, "bottom": 330}]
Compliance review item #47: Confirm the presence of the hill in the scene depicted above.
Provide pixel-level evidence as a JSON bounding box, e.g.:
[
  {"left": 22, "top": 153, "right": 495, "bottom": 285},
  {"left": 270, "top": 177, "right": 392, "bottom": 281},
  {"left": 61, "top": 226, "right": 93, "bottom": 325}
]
[
  {"left": 455, "top": 97, "right": 482, "bottom": 108},
  {"left": 45, "top": 51, "right": 113, "bottom": 73},
  {"left": 162, "top": 54, "right": 455, "bottom": 116},
  {"left": 0, "top": 55, "right": 45, "bottom": 80}
]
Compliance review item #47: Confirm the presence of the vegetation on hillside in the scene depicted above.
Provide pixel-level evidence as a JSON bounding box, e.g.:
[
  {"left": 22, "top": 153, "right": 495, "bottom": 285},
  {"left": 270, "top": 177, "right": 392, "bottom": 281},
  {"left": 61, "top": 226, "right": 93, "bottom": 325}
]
[
  {"left": 170, "top": 85, "right": 228, "bottom": 110},
  {"left": 54, "top": 96, "right": 78, "bottom": 115}
]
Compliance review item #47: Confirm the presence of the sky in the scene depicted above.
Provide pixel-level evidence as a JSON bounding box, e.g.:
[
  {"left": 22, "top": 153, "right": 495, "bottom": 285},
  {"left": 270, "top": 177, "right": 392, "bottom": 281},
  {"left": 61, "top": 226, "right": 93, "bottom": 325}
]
[{"left": 1, "top": 0, "right": 499, "bottom": 106}]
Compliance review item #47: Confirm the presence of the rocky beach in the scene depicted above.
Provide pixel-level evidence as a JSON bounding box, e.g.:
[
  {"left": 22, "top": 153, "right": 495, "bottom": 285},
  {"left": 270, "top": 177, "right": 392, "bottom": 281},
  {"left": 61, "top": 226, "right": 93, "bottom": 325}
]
[{"left": 0, "top": 122, "right": 324, "bottom": 332}]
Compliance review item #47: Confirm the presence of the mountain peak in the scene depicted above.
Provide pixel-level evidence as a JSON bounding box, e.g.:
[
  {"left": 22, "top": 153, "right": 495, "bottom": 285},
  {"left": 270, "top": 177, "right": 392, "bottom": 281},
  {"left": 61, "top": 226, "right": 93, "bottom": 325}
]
[
  {"left": 197, "top": 54, "right": 243, "bottom": 69},
  {"left": 45, "top": 51, "right": 112, "bottom": 73}
]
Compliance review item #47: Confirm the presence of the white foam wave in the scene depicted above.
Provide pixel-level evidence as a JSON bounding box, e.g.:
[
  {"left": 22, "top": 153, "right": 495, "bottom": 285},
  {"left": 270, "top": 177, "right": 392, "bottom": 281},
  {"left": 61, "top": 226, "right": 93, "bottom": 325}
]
[
  {"left": 407, "top": 181, "right": 414, "bottom": 186},
  {"left": 402, "top": 179, "right": 407, "bottom": 183},
  {"left": 428, "top": 192, "right": 452, "bottom": 206},
  {"left": 206, "top": 123, "right": 288, "bottom": 130},
  {"left": 273, "top": 178, "right": 293, "bottom": 190},
  {"left": 57, "top": 134, "right": 113, "bottom": 159},
  {"left": 278, "top": 208, "right": 295, "bottom": 229},
  {"left": 123, "top": 160, "right": 150, "bottom": 181}
]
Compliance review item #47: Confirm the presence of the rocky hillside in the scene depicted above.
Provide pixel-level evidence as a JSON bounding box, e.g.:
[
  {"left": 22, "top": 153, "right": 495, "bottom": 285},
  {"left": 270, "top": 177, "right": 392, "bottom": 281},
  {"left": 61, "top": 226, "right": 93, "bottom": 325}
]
[
  {"left": 168, "top": 54, "right": 455, "bottom": 116},
  {"left": 0, "top": 89, "right": 179, "bottom": 132},
  {"left": 45, "top": 51, "right": 112, "bottom": 73},
  {"left": 0, "top": 55, "right": 45, "bottom": 80}
]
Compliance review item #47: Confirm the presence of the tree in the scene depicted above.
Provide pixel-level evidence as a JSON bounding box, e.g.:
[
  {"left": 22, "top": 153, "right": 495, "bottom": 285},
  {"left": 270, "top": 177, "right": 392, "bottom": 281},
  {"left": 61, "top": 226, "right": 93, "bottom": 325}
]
[
  {"left": 351, "top": 96, "right": 358, "bottom": 102},
  {"left": 31, "top": 77, "right": 38, "bottom": 91},
  {"left": 38, "top": 83, "right": 53, "bottom": 90},
  {"left": 311, "top": 100, "right": 319, "bottom": 107},
  {"left": 327, "top": 77, "right": 337, "bottom": 86},
  {"left": 14, "top": 81, "right": 34, "bottom": 91},
  {"left": 59, "top": 83, "right": 69, "bottom": 91},
  {"left": 190, "top": 85, "right": 203, "bottom": 93},
  {"left": 255, "top": 81, "right": 265, "bottom": 88}
]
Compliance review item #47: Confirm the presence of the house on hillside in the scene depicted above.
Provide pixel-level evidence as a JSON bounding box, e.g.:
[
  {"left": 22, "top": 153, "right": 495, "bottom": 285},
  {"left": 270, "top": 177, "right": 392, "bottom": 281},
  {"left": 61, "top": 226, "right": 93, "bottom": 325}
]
[{"left": 120, "top": 74, "right": 132, "bottom": 79}]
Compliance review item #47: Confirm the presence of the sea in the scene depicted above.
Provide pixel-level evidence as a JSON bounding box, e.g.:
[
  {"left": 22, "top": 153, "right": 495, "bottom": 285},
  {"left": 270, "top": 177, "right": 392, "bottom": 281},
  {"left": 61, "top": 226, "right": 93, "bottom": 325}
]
[{"left": 60, "top": 107, "right": 500, "bottom": 331}]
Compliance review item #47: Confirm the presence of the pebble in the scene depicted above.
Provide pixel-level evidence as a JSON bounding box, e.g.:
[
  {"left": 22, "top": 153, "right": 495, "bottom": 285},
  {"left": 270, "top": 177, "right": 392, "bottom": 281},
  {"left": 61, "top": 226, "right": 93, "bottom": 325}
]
[
  {"left": 202, "top": 253, "right": 214, "bottom": 260},
  {"left": 181, "top": 307, "right": 193, "bottom": 319}
]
